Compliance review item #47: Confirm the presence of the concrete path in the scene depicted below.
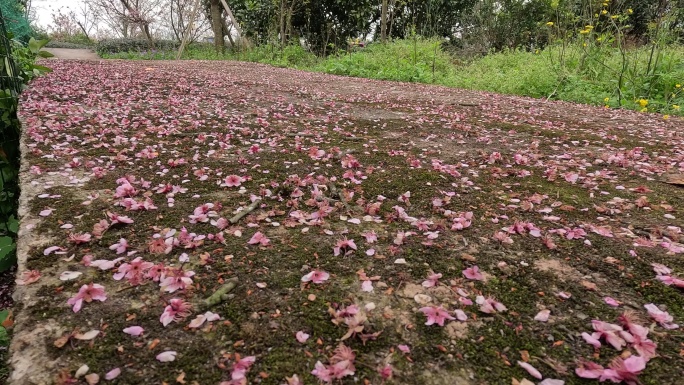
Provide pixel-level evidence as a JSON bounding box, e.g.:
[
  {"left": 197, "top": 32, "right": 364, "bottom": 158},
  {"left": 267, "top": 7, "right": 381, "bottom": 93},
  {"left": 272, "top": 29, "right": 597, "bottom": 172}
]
[{"left": 43, "top": 48, "right": 100, "bottom": 60}]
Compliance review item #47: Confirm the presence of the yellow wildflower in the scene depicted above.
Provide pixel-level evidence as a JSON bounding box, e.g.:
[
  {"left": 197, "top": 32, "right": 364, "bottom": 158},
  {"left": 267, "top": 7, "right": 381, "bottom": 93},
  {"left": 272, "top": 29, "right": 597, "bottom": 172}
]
[
  {"left": 601, "top": 10, "right": 608, "bottom": 15},
  {"left": 664, "top": 115, "right": 670, "bottom": 120},
  {"left": 676, "top": 84, "right": 681, "bottom": 88},
  {"left": 673, "top": 105, "right": 681, "bottom": 111},
  {"left": 628, "top": 9, "right": 633, "bottom": 14},
  {"left": 638, "top": 99, "right": 648, "bottom": 108},
  {"left": 604, "top": 97, "right": 610, "bottom": 103},
  {"left": 640, "top": 108, "right": 648, "bottom": 113}
]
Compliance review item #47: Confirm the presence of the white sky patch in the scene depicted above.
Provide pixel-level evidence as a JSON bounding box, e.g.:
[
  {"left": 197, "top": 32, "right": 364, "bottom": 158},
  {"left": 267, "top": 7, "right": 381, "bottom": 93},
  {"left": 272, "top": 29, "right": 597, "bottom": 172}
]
[{"left": 33, "top": 0, "right": 83, "bottom": 30}]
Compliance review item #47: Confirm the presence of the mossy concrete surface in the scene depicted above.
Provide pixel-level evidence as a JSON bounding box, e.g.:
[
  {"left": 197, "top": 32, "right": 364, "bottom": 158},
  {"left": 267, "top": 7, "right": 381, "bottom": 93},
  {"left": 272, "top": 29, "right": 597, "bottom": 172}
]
[{"left": 8, "top": 59, "right": 684, "bottom": 385}]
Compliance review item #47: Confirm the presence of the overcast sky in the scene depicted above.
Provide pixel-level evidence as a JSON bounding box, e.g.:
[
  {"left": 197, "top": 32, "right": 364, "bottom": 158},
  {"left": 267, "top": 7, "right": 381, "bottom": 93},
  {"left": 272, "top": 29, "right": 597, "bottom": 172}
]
[{"left": 33, "top": 0, "right": 83, "bottom": 30}]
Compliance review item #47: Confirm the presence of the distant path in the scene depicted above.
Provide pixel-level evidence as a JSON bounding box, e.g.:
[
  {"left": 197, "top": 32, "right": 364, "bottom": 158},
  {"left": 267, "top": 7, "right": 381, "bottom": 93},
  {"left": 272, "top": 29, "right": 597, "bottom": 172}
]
[{"left": 43, "top": 48, "right": 100, "bottom": 60}]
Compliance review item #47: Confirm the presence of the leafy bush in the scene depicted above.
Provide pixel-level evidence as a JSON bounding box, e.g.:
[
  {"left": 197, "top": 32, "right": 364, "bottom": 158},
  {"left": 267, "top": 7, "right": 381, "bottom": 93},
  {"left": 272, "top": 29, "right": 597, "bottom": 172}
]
[
  {"left": 100, "top": 42, "right": 320, "bottom": 68},
  {"left": 1, "top": 37, "right": 52, "bottom": 272},
  {"left": 96, "top": 39, "right": 179, "bottom": 55},
  {"left": 46, "top": 41, "right": 92, "bottom": 49}
]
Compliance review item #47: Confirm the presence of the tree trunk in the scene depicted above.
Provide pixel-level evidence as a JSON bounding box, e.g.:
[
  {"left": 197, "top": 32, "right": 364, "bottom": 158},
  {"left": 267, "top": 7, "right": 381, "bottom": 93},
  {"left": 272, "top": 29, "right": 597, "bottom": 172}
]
[
  {"left": 219, "top": 0, "right": 243, "bottom": 37},
  {"left": 76, "top": 21, "right": 91, "bottom": 41},
  {"left": 388, "top": 0, "right": 397, "bottom": 38},
  {"left": 119, "top": 0, "right": 153, "bottom": 47},
  {"left": 280, "top": 0, "right": 287, "bottom": 45},
  {"left": 142, "top": 24, "right": 153, "bottom": 46},
  {"left": 223, "top": 18, "right": 235, "bottom": 47},
  {"left": 380, "top": 0, "right": 388, "bottom": 43},
  {"left": 287, "top": 0, "right": 296, "bottom": 43},
  {"left": 210, "top": 0, "right": 224, "bottom": 53}
]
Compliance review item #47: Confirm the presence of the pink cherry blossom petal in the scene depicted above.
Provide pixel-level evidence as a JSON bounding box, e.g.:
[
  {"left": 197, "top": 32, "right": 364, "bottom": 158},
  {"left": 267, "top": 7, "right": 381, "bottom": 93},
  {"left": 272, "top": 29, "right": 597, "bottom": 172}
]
[
  {"left": 534, "top": 309, "right": 551, "bottom": 322},
  {"left": 123, "top": 326, "right": 144, "bottom": 336},
  {"left": 105, "top": 367, "right": 121, "bottom": 380},
  {"left": 296, "top": 331, "right": 310, "bottom": 343},
  {"left": 156, "top": 351, "right": 177, "bottom": 362},
  {"left": 517, "top": 361, "right": 542, "bottom": 379}
]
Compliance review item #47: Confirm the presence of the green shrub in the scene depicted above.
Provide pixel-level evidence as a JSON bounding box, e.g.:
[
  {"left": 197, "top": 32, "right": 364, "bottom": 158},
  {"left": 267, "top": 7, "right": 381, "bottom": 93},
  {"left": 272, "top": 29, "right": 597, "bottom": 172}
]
[
  {"left": 46, "top": 41, "right": 92, "bottom": 49},
  {"left": 96, "top": 39, "right": 179, "bottom": 55},
  {"left": 101, "top": 42, "right": 320, "bottom": 68},
  {"left": 1, "top": 37, "right": 52, "bottom": 273}
]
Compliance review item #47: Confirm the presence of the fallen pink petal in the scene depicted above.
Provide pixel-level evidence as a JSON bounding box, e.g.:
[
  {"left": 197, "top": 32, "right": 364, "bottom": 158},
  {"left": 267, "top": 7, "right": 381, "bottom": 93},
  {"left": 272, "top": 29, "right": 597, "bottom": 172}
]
[
  {"left": 156, "top": 351, "right": 177, "bottom": 362},
  {"left": 122, "top": 326, "right": 144, "bottom": 336},
  {"left": 534, "top": 309, "right": 551, "bottom": 322},
  {"left": 296, "top": 331, "right": 310, "bottom": 343},
  {"left": 518, "top": 361, "right": 543, "bottom": 379},
  {"left": 104, "top": 367, "right": 121, "bottom": 380},
  {"left": 301, "top": 270, "right": 330, "bottom": 284}
]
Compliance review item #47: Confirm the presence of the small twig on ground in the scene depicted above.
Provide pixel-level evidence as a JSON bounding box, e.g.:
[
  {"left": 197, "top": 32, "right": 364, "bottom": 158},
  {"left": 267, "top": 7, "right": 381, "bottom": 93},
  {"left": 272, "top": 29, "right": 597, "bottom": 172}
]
[
  {"left": 229, "top": 198, "right": 262, "bottom": 224},
  {"left": 202, "top": 277, "right": 239, "bottom": 309},
  {"left": 116, "top": 282, "right": 150, "bottom": 293}
]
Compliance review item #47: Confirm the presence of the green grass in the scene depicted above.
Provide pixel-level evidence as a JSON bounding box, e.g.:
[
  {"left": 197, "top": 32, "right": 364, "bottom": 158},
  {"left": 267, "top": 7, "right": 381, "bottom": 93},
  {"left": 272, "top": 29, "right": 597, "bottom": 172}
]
[
  {"left": 99, "top": 38, "right": 684, "bottom": 116},
  {"left": 316, "top": 38, "right": 458, "bottom": 84},
  {"left": 453, "top": 44, "right": 684, "bottom": 115}
]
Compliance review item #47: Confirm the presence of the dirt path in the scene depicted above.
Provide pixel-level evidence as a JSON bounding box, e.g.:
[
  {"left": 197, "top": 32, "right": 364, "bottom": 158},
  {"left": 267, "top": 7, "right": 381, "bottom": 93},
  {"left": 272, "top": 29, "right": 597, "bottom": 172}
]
[
  {"left": 43, "top": 48, "right": 100, "bottom": 60},
  {"left": 10, "top": 59, "right": 684, "bottom": 385}
]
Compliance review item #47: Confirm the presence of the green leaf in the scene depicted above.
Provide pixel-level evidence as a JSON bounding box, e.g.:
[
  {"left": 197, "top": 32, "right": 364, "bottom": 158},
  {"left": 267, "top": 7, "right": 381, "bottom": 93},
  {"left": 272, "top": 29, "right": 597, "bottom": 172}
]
[
  {"left": 7, "top": 215, "right": 18, "bottom": 234},
  {"left": 0, "top": 309, "right": 8, "bottom": 324},
  {"left": 37, "top": 51, "right": 55, "bottom": 58},
  {"left": 3, "top": 57, "right": 13, "bottom": 77},
  {"left": 31, "top": 65, "right": 53, "bottom": 73},
  {"left": 28, "top": 38, "right": 50, "bottom": 54},
  {"left": 0, "top": 236, "right": 16, "bottom": 272},
  {"left": 0, "top": 326, "right": 8, "bottom": 346}
]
